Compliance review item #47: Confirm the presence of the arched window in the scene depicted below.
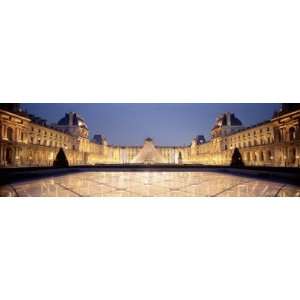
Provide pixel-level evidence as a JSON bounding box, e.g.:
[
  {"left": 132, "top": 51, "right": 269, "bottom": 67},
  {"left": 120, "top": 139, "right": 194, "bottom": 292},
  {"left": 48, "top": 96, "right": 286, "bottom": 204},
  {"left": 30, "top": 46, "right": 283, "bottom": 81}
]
[
  {"left": 7, "top": 127, "right": 13, "bottom": 141},
  {"left": 289, "top": 127, "right": 296, "bottom": 141},
  {"left": 247, "top": 152, "right": 250, "bottom": 161},
  {"left": 253, "top": 153, "right": 257, "bottom": 161},
  {"left": 260, "top": 151, "right": 264, "bottom": 161},
  {"left": 267, "top": 150, "right": 272, "bottom": 161},
  {"left": 6, "top": 147, "right": 13, "bottom": 164},
  {"left": 289, "top": 148, "right": 296, "bottom": 164},
  {"left": 276, "top": 129, "right": 282, "bottom": 142}
]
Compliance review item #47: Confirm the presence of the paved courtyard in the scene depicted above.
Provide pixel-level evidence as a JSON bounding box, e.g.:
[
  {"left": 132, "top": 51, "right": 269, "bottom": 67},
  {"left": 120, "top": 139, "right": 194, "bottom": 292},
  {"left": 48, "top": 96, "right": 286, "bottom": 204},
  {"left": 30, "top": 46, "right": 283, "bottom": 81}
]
[{"left": 0, "top": 171, "right": 299, "bottom": 197}]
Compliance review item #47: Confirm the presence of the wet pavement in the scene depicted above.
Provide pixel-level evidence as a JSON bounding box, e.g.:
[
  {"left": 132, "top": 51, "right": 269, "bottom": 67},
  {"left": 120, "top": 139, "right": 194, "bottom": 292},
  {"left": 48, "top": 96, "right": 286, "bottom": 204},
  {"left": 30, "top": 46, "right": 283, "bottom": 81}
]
[{"left": 0, "top": 171, "right": 299, "bottom": 197}]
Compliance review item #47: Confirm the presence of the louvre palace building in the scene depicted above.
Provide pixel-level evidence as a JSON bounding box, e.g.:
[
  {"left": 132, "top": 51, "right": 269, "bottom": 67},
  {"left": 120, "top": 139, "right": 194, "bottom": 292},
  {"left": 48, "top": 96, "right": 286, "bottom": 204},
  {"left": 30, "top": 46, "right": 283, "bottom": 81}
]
[{"left": 0, "top": 103, "right": 299, "bottom": 168}]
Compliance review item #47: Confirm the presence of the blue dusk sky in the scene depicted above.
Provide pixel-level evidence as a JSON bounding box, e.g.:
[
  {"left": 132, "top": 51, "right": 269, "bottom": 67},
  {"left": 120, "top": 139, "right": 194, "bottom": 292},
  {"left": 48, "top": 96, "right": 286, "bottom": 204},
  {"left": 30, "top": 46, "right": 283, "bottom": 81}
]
[{"left": 22, "top": 103, "right": 281, "bottom": 146}]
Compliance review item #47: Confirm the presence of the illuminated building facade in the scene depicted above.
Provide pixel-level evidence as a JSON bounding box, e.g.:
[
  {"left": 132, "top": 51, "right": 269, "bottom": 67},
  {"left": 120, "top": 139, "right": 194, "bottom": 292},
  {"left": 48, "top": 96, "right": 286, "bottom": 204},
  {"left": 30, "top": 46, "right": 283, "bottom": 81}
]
[{"left": 0, "top": 104, "right": 299, "bottom": 167}]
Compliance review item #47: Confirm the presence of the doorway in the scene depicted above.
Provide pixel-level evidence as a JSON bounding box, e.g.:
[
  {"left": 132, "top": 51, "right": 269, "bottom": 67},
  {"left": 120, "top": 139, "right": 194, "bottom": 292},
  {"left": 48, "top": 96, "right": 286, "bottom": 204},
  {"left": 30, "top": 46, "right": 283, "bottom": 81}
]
[{"left": 5, "top": 148, "right": 13, "bottom": 165}]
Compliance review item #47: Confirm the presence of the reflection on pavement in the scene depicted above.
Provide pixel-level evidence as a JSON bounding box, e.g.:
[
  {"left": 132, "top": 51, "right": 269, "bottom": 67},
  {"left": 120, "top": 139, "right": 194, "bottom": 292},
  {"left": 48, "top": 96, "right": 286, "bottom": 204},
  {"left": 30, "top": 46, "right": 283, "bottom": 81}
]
[{"left": 0, "top": 171, "right": 299, "bottom": 197}]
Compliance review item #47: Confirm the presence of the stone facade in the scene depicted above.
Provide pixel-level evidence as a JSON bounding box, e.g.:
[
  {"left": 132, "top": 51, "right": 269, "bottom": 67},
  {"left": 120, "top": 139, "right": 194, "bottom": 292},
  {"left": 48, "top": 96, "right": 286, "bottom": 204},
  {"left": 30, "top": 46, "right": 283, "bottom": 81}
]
[
  {"left": 191, "top": 108, "right": 300, "bottom": 167},
  {"left": 0, "top": 104, "right": 299, "bottom": 167},
  {"left": 0, "top": 108, "right": 105, "bottom": 167}
]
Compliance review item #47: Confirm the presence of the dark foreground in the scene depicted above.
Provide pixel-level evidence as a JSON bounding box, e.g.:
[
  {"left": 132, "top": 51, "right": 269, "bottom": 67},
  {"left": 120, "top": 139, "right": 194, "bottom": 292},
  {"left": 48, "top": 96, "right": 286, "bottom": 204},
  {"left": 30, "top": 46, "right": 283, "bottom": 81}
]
[{"left": 0, "top": 165, "right": 299, "bottom": 197}]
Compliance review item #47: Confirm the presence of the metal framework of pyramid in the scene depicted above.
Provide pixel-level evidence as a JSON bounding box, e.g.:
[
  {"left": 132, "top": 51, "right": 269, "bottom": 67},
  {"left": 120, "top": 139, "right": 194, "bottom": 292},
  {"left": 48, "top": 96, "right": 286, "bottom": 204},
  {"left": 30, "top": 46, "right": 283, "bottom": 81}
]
[{"left": 131, "top": 138, "right": 167, "bottom": 164}]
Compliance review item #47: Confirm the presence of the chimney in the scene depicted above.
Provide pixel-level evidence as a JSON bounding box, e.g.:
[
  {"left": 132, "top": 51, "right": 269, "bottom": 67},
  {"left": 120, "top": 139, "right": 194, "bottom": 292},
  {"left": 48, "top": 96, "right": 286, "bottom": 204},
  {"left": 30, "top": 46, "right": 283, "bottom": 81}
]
[
  {"left": 226, "top": 112, "right": 231, "bottom": 126},
  {"left": 68, "top": 112, "right": 73, "bottom": 126}
]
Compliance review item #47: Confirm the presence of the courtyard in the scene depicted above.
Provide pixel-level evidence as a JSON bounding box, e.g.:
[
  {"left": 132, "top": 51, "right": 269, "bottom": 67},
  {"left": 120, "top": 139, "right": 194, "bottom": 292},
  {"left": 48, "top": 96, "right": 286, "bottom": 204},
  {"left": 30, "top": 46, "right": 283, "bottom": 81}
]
[{"left": 0, "top": 171, "right": 299, "bottom": 197}]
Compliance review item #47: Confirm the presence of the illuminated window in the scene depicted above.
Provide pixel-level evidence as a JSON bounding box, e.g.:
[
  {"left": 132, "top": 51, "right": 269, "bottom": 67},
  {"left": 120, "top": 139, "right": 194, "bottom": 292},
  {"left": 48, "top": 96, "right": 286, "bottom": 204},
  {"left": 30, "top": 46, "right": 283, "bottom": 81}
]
[
  {"left": 7, "top": 127, "right": 13, "bottom": 141},
  {"left": 290, "top": 148, "right": 296, "bottom": 163},
  {"left": 289, "top": 127, "right": 296, "bottom": 141},
  {"left": 260, "top": 151, "right": 264, "bottom": 161},
  {"left": 253, "top": 153, "right": 257, "bottom": 161}
]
